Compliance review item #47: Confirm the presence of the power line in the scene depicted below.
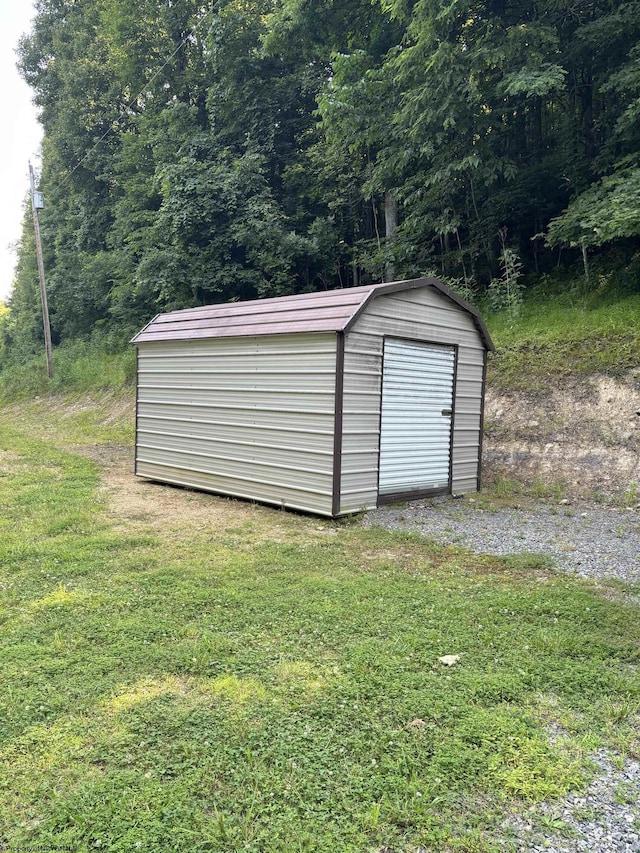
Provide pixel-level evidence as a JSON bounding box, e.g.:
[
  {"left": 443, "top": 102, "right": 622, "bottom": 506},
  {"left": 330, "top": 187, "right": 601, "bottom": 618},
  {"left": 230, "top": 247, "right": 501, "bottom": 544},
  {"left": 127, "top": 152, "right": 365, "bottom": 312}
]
[{"left": 57, "top": 7, "right": 213, "bottom": 189}]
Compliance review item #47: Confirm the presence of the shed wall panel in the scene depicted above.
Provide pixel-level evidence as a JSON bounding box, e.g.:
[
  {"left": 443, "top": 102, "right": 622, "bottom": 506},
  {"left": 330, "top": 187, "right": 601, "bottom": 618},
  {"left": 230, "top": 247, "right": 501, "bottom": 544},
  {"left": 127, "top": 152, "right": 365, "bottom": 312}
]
[
  {"left": 340, "top": 330, "right": 383, "bottom": 512},
  {"left": 135, "top": 462, "right": 333, "bottom": 515},
  {"left": 137, "top": 417, "right": 334, "bottom": 451},
  {"left": 137, "top": 337, "right": 336, "bottom": 357},
  {"left": 138, "top": 387, "right": 335, "bottom": 409},
  {"left": 136, "top": 403, "right": 334, "bottom": 429},
  {"left": 139, "top": 371, "right": 336, "bottom": 391},
  {"left": 340, "top": 289, "right": 486, "bottom": 512},
  {"left": 136, "top": 333, "right": 337, "bottom": 515}
]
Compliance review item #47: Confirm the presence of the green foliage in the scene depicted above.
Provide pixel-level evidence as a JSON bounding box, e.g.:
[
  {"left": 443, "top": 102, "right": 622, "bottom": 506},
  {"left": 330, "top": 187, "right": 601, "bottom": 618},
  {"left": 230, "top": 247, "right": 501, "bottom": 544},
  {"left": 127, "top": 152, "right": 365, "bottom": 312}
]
[
  {"left": 486, "top": 238, "right": 524, "bottom": 322},
  {"left": 546, "top": 169, "right": 640, "bottom": 249},
  {"left": 6, "top": 0, "right": 640, "bottom": 362},
  {"left": 0, "top": 338, "right": 136, "bottom": 403}
]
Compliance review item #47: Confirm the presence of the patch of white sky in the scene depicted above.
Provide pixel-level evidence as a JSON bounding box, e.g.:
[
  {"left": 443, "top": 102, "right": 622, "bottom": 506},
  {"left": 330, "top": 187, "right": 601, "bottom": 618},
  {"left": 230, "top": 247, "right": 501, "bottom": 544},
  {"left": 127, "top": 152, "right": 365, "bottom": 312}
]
[{"left": 1, "top": 0, "right": 42, "bottom": 302}]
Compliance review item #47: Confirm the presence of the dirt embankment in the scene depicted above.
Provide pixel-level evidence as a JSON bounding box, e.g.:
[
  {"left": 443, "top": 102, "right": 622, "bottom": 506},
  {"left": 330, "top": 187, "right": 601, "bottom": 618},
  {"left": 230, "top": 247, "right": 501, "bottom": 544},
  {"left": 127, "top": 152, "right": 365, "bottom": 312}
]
[{"left": 483, "top": 372, "right": 640, "bottom": 502}]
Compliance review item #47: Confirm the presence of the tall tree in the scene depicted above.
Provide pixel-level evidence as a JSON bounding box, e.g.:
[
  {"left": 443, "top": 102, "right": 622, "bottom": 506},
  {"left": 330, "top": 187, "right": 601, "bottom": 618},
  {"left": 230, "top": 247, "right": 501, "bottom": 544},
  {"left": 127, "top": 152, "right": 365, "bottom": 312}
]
[{"left": 6, "top": 0, "right": 640, "bottom": 366}]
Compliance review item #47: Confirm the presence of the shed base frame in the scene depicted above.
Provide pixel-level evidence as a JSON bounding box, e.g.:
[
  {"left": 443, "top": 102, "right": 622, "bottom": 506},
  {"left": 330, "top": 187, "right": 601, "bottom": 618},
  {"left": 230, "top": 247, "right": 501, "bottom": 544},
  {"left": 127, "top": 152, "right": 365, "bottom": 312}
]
[
  {"left": 377, "top": 486, "right": 451, "bottom": 506},
  {"left": 135, "top": 472, "right": 340, "bottom": 518}
]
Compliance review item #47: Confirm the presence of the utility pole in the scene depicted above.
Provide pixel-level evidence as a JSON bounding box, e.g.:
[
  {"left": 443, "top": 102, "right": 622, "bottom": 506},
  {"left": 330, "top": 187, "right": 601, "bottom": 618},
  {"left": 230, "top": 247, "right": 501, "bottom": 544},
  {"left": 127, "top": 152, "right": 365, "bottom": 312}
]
[{"left": 29, "top": 162, "right": 53, "bottom": 379}]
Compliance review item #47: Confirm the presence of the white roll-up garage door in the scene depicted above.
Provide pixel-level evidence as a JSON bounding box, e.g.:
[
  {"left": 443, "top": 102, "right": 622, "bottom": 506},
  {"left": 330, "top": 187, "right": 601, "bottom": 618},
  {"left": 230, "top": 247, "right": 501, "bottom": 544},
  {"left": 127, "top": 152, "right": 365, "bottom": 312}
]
[{"left": 378, "top": 338, "right": 455, "bottom": 496}]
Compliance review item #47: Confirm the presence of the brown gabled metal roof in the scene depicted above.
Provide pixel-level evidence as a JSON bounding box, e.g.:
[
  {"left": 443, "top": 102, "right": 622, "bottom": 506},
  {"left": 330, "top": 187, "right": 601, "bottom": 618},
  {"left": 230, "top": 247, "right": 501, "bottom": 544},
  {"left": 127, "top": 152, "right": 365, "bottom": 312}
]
[{"left": 131, "top": 276, "right": 494, "bottom": 351}]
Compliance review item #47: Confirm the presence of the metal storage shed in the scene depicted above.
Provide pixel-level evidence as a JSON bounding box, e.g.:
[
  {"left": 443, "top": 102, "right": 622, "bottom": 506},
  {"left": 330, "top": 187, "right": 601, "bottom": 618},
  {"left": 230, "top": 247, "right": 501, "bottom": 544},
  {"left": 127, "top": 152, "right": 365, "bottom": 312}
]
[{"left": 131, "top": 276, "right": 494, "bottom": 517}]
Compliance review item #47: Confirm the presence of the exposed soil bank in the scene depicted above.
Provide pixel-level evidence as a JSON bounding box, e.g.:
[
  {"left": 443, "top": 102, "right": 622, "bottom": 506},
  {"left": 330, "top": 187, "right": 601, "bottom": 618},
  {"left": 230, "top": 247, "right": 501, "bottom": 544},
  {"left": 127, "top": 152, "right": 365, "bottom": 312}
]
[{"left": 483, "top": 372, "right": 640, "bottom": 503}]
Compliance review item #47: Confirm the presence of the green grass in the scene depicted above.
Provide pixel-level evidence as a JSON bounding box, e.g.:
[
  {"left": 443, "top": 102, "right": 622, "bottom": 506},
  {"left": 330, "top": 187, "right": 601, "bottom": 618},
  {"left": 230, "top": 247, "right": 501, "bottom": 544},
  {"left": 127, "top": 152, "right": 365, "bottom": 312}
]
[
  {"left": 0, "top": 338, "right": 136, "bottom": 403},
  {"left": 470, "top": 475, "right": 567, "bottom": 510},
  {"left": 486, "top": 276, "right": 640, "bottom": 392},
  {"left": 0, "top": 389, "right": 135, "bottom": 448},
  {"left": 0, "top": 397, "right": 639, "bottom": 852}
]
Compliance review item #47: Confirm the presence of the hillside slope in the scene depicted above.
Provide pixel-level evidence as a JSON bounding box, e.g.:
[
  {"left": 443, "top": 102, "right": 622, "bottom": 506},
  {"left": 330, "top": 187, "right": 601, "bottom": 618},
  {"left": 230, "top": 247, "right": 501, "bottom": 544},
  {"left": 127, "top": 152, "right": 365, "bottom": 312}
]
[{"left": 483, "top": 283, "right": 640, "bottom": 503}]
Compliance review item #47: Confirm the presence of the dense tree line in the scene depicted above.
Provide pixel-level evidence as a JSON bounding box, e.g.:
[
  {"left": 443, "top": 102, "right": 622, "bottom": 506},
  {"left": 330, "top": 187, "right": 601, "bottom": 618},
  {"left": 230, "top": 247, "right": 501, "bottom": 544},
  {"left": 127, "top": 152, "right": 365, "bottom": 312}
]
[{"left": 3, "top": 0, "right": 640, "bottom": 359}]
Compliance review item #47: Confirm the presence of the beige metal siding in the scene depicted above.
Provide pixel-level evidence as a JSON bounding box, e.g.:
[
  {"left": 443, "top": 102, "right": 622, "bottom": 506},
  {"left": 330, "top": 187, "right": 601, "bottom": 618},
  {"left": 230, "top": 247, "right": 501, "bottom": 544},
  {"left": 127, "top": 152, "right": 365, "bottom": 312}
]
[
  {"left": 136, "top": 333, "right": 337, "bottom": 515},
  {"left": 340, "top": 289, "right": 486, "bottom": 512},
  {"left": 339, "top": 331, "right": 383, "bottom": 512}
]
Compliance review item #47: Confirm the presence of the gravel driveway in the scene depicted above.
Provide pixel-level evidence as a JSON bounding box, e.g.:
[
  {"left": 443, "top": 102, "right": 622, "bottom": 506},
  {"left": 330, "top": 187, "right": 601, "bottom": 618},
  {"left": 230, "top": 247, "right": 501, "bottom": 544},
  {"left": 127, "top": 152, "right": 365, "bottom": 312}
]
[
  {"left": 363, "top": 498, "right": 640, "bottom": 584},
  {"left": 363, "top": 497, "right": 640, "bottom": 853}
]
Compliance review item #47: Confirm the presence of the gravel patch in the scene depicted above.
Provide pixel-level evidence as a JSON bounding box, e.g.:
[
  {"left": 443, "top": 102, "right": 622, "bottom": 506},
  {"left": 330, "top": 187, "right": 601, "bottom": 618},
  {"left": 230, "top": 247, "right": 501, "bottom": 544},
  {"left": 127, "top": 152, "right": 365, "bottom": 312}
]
[
  {"left": 500, "top": 750, "right": 640, "bottom": 852},
  {"left": 363, "top": 498, "right": 640, "bottom": 584},
  {"left": 363, "top": 497, "right": 640, "bottom": 852}
]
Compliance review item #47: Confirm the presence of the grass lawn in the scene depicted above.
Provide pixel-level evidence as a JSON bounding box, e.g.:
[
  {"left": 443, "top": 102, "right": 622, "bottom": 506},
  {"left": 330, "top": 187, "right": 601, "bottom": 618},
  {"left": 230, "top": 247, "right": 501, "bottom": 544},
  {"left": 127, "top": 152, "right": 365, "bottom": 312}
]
[{"left": 0, "top": 394, "right": 639, "bottom": 852}]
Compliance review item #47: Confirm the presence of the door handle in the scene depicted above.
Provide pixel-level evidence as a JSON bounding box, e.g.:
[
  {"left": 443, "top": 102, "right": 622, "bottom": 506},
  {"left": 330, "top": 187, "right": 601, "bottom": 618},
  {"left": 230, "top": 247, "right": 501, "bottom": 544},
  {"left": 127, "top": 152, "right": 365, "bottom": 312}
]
[{"left": 441, "top": 409, "right": 452, "bottom": 416}]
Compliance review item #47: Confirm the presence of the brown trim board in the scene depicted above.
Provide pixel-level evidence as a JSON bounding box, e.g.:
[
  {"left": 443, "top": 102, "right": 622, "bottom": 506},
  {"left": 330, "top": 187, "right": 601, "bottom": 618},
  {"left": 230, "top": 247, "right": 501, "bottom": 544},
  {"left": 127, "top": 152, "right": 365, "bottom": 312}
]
[
  {"left": 477, "top": 348, "right": 488, "bottom": 491},
  {"left": 378, "top": 486, "right": 450, "bottom": 506},
  {"left": 134, "top": 347, "right": 140, "bottom": 476},
  {"left": 331, "top": 331, "right": 345, "bottom": 517}
]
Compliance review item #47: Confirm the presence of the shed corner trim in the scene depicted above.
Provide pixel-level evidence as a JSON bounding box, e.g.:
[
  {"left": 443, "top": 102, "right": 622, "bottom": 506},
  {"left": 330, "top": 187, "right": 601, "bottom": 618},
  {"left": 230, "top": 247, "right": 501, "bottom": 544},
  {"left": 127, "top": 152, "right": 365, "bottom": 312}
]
[
  {"left": 130, "top": 313, "right": 161, "bottom": 345},
  {"left": 331, "top": 331, "right": 346, "bottom": 517}
]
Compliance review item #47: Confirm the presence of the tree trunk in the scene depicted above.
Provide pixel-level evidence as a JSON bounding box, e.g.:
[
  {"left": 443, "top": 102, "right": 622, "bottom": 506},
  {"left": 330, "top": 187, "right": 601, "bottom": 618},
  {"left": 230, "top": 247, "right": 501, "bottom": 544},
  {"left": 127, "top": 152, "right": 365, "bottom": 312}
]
[
  {"left": 384, "top": 189, "right": 397, "bottom": 282},
  {"left": 581, "top": 238, "right": 590, "bottom": 290}
]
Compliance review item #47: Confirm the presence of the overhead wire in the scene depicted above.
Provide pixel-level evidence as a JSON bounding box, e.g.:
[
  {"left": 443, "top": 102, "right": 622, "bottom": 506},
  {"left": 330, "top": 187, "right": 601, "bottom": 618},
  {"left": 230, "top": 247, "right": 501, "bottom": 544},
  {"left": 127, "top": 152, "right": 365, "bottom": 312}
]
[{"left": 43, "top": 5, "right": 214, "bottom": 191}]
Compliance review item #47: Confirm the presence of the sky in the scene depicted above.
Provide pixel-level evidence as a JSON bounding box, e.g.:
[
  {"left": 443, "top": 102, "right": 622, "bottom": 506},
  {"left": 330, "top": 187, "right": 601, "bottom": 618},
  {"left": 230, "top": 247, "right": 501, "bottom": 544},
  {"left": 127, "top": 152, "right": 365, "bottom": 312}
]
[{"left": 0, "top": 0, "right": 42, "bottom": 303}]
